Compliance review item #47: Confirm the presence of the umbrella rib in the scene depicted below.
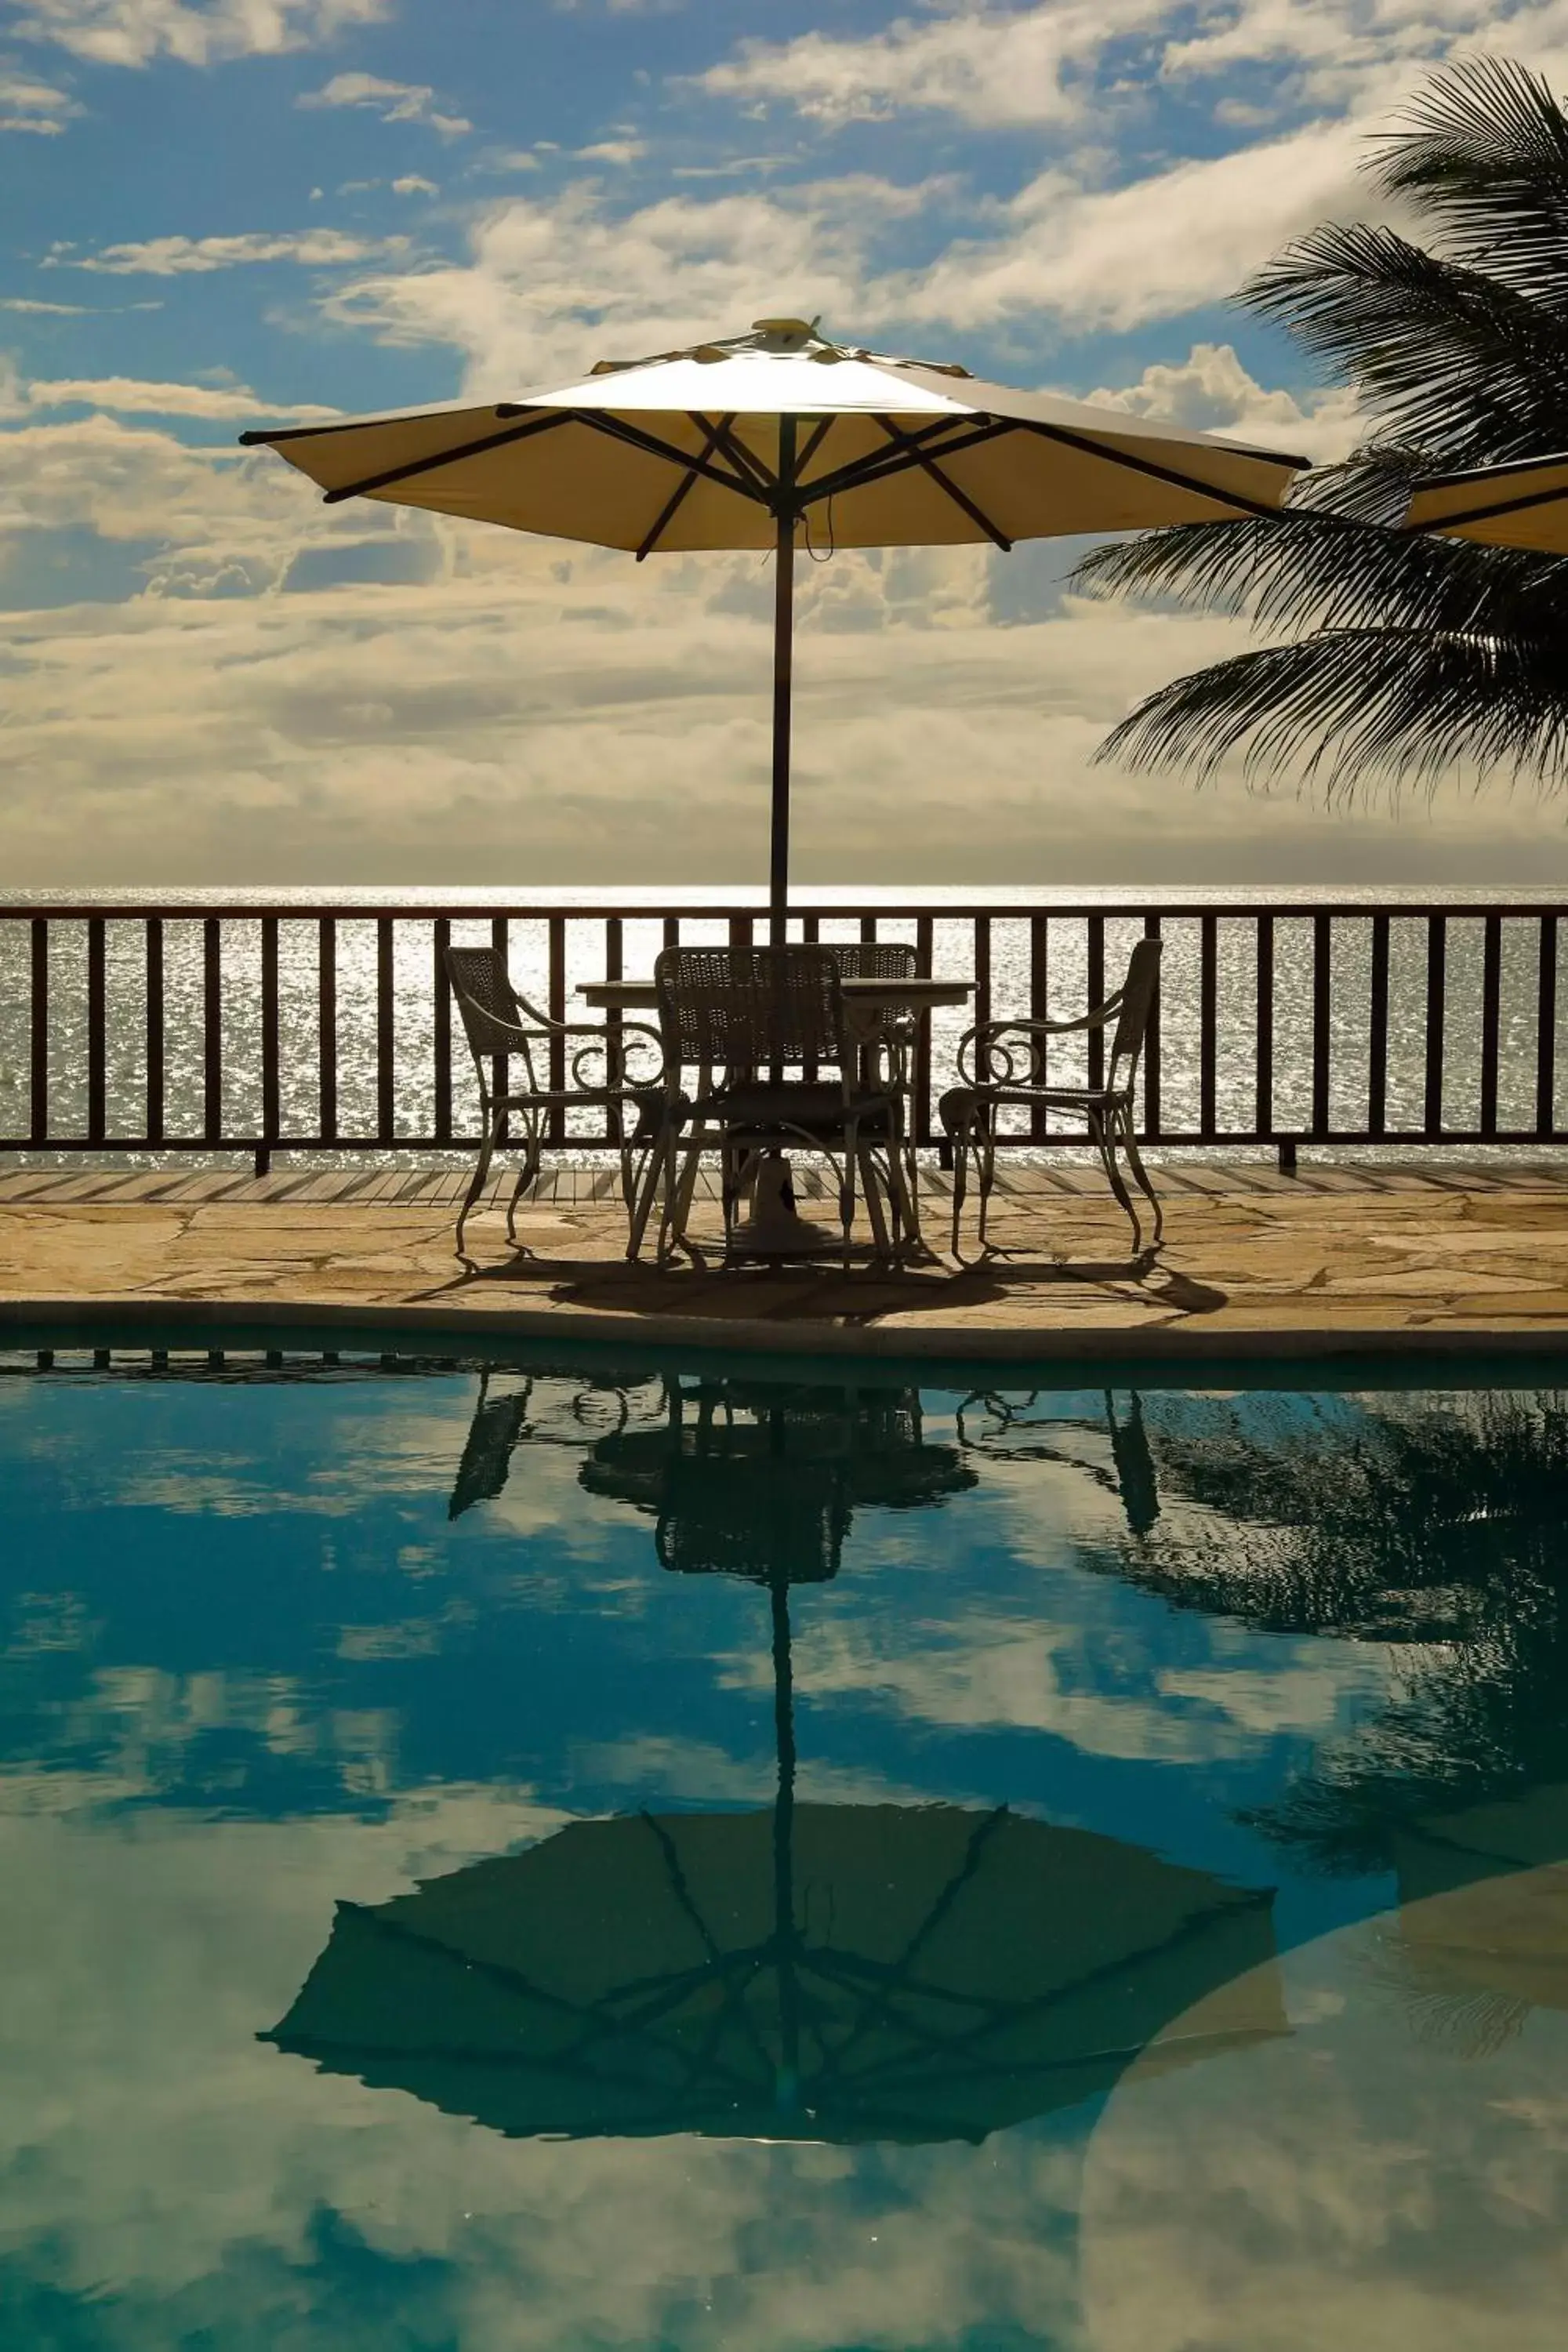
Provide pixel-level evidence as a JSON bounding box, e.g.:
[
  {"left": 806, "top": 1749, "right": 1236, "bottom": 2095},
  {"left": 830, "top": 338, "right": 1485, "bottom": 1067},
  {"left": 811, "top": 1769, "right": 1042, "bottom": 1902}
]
[
  {"left": 637, "top": 1808, "right": 728, "bottom": 1962},
  {"left": 704, "top": 418, "right": 779, "bottom": 498},
  {"left": 874, "top": 419, "right": 1014, "bottom": 550},
  {"left": 1015, "top": 417, "right": 1300, "bottom": 519},
  {"left": 796, "top": 414, "right": 838, "bottom": 479},
  {"left": 570, "top": 409, "right": 770, "bottom": 505},
  {"left": 320, "top": 410, "right": 575, "bottom": 505},
  {"left": 635, "top": 415, "right": 740, "bottom": 560},
  {"left": 799, "top": 417, "right": 1010, "bottom": 506}
]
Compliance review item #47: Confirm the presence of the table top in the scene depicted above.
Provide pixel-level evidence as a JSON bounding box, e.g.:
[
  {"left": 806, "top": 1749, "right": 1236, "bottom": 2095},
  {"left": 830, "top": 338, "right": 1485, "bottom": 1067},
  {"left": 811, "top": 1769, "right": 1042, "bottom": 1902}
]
[{"left": 580, "top": 977, "right": 974, "bottom": 1011}]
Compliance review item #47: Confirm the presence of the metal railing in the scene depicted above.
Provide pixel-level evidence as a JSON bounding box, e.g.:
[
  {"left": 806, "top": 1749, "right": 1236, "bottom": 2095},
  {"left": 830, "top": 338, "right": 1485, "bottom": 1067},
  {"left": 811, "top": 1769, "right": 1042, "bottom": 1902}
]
[{"left": 2, "top": 899, "right": 1566, "bottom": 1173}]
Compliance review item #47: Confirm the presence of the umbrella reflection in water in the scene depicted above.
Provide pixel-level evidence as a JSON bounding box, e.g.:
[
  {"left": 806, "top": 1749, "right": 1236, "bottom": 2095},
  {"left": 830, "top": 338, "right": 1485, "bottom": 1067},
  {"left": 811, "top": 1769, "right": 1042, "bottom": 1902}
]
[{"left": 263, "top": 1375, "right": 1283, "bottom": 2143}]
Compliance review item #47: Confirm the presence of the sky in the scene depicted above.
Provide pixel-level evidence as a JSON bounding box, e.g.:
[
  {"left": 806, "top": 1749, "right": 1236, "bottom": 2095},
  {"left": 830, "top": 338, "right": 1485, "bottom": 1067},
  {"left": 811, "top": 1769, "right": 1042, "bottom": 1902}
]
[{"left": 5, "top": 0, "right": 1568, "bottom": 890}]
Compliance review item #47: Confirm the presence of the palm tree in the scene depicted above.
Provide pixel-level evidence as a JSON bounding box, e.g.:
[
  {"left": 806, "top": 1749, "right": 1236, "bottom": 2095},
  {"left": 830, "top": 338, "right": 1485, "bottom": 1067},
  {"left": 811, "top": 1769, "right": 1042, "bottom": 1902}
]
[
  {"left": 1065, "top": 1387, "right": 1568, "bottom": 1875},
  {"left": 1076, "top": 56, "right": 1568, "bottom": 792}
]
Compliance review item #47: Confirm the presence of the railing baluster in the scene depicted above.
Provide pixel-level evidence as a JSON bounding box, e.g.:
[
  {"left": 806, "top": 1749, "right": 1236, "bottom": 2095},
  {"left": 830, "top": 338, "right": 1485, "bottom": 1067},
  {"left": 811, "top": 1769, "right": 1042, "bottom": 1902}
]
[
  {"left": 203, "top": 916, "right": 222, "bottom": 1147},
  {"left": 433, "top": 917, "right": 452, "bottom": 1145},
  {"left": 489, "top": 914, "right": 508, "bottom": 1120},
  {"left": 1368, "top": 914, "right": 1389, "bottom": 1141},
  {"left": 860, "top": 912, "right": 876, "bottom": 946},
  {"left": 1086, "top": 916, "right": 1105, "bottom": 1093},
  {"left": 1479, "top": 912, "right": 1502, "bottom": 1138},
  {"left": 260, "top": 916, "right": 279, "bottom": 1174},
  {"left": 915, "top": 912, "right": 935, "bottom": 1145},
  {"left": 974, "top": 916, "right": 992, "bottom": 1083},
  {"left": 376, "top": 917, "right": 396, "bottom": 1145},
  {"left": 1029, "top": 913, "right": 1049, "bottom": 1141},
  {"left": 1199, "top": 913, "right": 1218, "bottom": 1142},
  {"left": 1425, "top": 913, "right": 1447, "bottom": 1137},
  {"left": 604, "top": 915, "right": 623, "bottom": 1149},
  {"left": 86, "top": 916, "right": 106, "bottom": 1146},
  {"left": 547, "top": 913, "right": 567, "bottom": 1144},
  {"left": 1142, "top": 913, "right": 1161, "bottom": 1140},
  {"left": 1312, "top": 913, "right": 1331, "bottom": 1139},
  {"left": 145, "top": 918, "right": 164, "bottom": 1147},
  {"left": 29, "top": 916, "right": 47, "bottom": 1145},
  {"left": 1255, "top": 914, "right": 1276, "bottom": 1155},
  {"left": 318, "top": 916, "right": 338, "bottom": 1143},
  {"left": 1538, "top": 913, "right": 1559, "bottom": 1137}
]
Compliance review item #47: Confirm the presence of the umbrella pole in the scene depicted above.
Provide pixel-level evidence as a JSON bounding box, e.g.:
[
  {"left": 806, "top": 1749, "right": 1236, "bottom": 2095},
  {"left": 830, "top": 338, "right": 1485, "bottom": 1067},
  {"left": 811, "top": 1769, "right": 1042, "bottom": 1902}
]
[
  {"left": 770, "top": 1572, "right": 801, "bottom": 2104},
  {"left": 768, "top": 416, "right": 798, "bottom": 949}
]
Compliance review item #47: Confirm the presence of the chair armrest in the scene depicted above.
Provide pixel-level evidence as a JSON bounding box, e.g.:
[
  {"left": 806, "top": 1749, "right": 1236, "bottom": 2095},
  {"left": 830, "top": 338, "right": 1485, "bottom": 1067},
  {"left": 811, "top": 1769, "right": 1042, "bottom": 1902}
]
[
  {"left": 564, "top": 1020, "right": 670, "bottom": 1091},
  {"left": 956, "top": 996, "right": 1124, "bottom": 1087}
]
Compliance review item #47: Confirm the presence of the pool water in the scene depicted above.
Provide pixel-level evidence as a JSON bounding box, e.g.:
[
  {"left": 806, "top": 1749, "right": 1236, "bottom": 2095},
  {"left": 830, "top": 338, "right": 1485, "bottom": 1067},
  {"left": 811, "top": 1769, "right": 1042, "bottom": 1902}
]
[{"left": 3, "top": 1351, "right": 1567, "bottom": 2349}]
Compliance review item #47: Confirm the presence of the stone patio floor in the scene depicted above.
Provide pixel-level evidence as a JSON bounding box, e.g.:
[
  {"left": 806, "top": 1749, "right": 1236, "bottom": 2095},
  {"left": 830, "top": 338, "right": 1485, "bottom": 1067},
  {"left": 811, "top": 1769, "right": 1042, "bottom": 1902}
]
[{"left": 5, "top": 1158, "right": 1568, "bottom": 1366}]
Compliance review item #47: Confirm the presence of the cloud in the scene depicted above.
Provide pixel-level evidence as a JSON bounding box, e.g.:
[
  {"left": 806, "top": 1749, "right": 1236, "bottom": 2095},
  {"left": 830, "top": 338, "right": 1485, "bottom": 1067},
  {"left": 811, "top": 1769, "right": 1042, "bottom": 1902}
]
[
  {"left": 699, "top": 0, "right": 1174, "bottom": 128},
  {"left": 59, "top": 228, "right": 411, "bottom": 275},
  {"left": 575, "top": 137, "right": 648, "bottom": 165},
  {"left": 391, "top": 173, "right": 437, "bottom": 196},
  {"left": 897, "top": 117, "right": 1365, "bottom": 332},
  {"left": 0, "top": 64, "right": 79, "bottom": 132},
  {"left": 298, "top": 70, "right": 472, "bottom": 137},
  {"left": 1088, "top": 342, "right": 1363, "bottom": 464},
  {"left": 698, "top": 0, "right": 1568, "bottom": 131},
  {"left": 27, "top": 376, "right": 340, "bottom": 421},
  {"left": 319, "top": 176, "right": 946, "bottom": 387},
  {"left": 9, "top": 0, "right": 391, "bottom": 69},
  {"left": 0, "top": 398, "right": 1560, "bottom": 890}
]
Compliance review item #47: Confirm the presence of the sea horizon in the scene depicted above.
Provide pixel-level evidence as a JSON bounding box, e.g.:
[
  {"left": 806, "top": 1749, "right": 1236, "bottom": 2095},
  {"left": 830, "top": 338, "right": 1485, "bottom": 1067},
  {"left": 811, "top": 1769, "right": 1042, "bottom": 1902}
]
[{"left": 7, "top": 881, "right": 1568, "bottom": 910}]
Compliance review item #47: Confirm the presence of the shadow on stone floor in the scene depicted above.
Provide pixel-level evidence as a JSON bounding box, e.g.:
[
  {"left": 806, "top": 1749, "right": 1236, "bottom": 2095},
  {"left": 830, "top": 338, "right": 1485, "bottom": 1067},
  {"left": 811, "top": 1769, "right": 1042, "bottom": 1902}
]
[{"left": 413, "top": 1243, "right": 1229, "bottom": 1327}]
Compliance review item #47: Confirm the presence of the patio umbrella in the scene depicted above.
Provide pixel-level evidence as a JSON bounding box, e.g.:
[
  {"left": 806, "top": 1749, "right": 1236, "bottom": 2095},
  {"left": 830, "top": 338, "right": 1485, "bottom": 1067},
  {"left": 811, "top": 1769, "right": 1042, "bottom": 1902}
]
[
  {"left": 263, "top": 1802, "right": 1283, "bottom": 2145},
  {"left": 1404, "top": 453, "right": 1568, "bottom": 549},
  {"left": 241, "top": 317, "right": 1310, "bottom": 939}
]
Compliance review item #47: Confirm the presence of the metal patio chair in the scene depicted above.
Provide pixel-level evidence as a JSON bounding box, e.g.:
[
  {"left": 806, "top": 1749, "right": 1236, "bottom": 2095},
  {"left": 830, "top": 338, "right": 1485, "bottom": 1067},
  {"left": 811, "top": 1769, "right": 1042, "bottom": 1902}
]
[
  {"left": 652, "top": 943, "right": 909, "bottom": 1269},
  {"left": 939, "top": 937, "right": 1163, "bottom": 1257},
  {"left": 445, "top": 944, "right": 677, "bottom": 1257}
]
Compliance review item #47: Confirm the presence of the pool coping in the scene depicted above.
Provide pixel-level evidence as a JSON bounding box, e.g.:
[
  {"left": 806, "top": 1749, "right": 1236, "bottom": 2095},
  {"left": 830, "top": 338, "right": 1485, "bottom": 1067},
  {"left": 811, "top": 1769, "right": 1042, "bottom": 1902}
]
[{"left": 6, "top": 1292, "right": 1568, "bottom": 1393}]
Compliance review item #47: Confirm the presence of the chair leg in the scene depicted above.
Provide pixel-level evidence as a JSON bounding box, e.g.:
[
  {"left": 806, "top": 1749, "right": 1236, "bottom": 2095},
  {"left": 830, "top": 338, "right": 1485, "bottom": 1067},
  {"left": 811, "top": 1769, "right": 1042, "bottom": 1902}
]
[
  {"left": 859, "top": 1136, "right": 891, "bottom": 1263},
  {"left": 839, "top": 1123, "right": 858, "bottom": 1271},
  {"left": 456, "top": 1114, "right": 499, "bottom": 1255},
  {"left": 975, "top": 1114, "right": 999, "bottom": 1252},
  {"left": 623, "top": 1127, "right": 667, "bottom": 1261},
  {"left": 1094, "top": 1110, "right": 1142, "bottom": 1254},
  {"left": 661, "top": 1132, "right": 706, "bottom": 1265},
  {"left": 948, "top": 1116, "right": 970, "bottom": 1258},
  {"left": 504, "top": 1116, "right": 542, "bottom": 1246},
  {"left": 1120, "top": 1111, "right": 1163, "bottom": 1247}
]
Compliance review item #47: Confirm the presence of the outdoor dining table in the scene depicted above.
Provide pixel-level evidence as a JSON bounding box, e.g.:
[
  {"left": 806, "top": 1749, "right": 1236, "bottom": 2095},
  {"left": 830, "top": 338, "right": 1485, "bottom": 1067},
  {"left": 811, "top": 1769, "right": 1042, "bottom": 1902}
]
[{"left": 579, "top": 975, "right": 974, "bottom": 1258}]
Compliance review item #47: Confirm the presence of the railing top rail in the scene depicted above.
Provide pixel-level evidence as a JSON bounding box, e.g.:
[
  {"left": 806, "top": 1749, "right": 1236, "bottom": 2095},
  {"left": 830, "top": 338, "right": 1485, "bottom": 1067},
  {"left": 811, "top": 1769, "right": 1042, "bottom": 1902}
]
[{"left": 2, "top": 899, "right": 1567, "bottom": 924}]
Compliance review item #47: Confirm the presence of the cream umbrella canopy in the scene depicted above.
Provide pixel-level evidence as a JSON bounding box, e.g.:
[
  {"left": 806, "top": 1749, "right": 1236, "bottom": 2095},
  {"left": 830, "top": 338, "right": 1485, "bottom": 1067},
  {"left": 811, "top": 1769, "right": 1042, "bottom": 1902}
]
[
  {"left": 242, "top": 317, "right": 1310, "bottom": 937},
  {"left": 1404, "top": 453, "right": 1568, "bottom": 551}
]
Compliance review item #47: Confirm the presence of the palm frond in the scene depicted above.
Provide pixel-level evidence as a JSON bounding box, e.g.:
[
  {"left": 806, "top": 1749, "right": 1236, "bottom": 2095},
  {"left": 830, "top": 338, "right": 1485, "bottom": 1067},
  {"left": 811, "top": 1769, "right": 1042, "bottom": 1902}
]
[
  {"left": 1242, "top": 223, "right": 1568, "bottom": 465},
  {"left": 1372, "top": 54, "right": 1568, "bottom": 308},
  {"left": 1095, "top": 628, "right": 1568, "bottom": 795},
  {"left": 1072, "top": 507, "right": 1568, "bottom": 641}
]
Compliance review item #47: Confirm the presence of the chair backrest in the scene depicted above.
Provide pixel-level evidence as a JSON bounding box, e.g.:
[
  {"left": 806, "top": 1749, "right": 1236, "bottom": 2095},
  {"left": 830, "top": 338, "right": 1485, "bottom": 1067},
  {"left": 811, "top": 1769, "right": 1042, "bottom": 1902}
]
[
  {"left": 654, "top": 944, "right": 847, "bottom": 1076},
  {"left": 444, "top": 945, "right": 523, "bottom": 1062},
  {"left": 1109, "top": 938, "right": 1162, "bottom": 1089},
  {"left": 832, "top": 941, "right": 920, "bottom": 982}
]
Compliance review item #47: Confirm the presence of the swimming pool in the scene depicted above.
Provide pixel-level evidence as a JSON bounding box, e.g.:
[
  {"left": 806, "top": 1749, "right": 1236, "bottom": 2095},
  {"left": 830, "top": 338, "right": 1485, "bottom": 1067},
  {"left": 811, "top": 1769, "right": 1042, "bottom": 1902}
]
[{"left": 3, "top": 1346, "right": 1566, "bottom": 2347}]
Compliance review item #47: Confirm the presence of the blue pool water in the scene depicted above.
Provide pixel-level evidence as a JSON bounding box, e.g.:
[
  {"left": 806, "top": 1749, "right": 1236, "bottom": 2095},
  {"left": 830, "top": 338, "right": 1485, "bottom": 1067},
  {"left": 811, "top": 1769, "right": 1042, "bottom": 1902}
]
[{"left": 2, "top": 1351, "right": 1566, "bottom": 2347}]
